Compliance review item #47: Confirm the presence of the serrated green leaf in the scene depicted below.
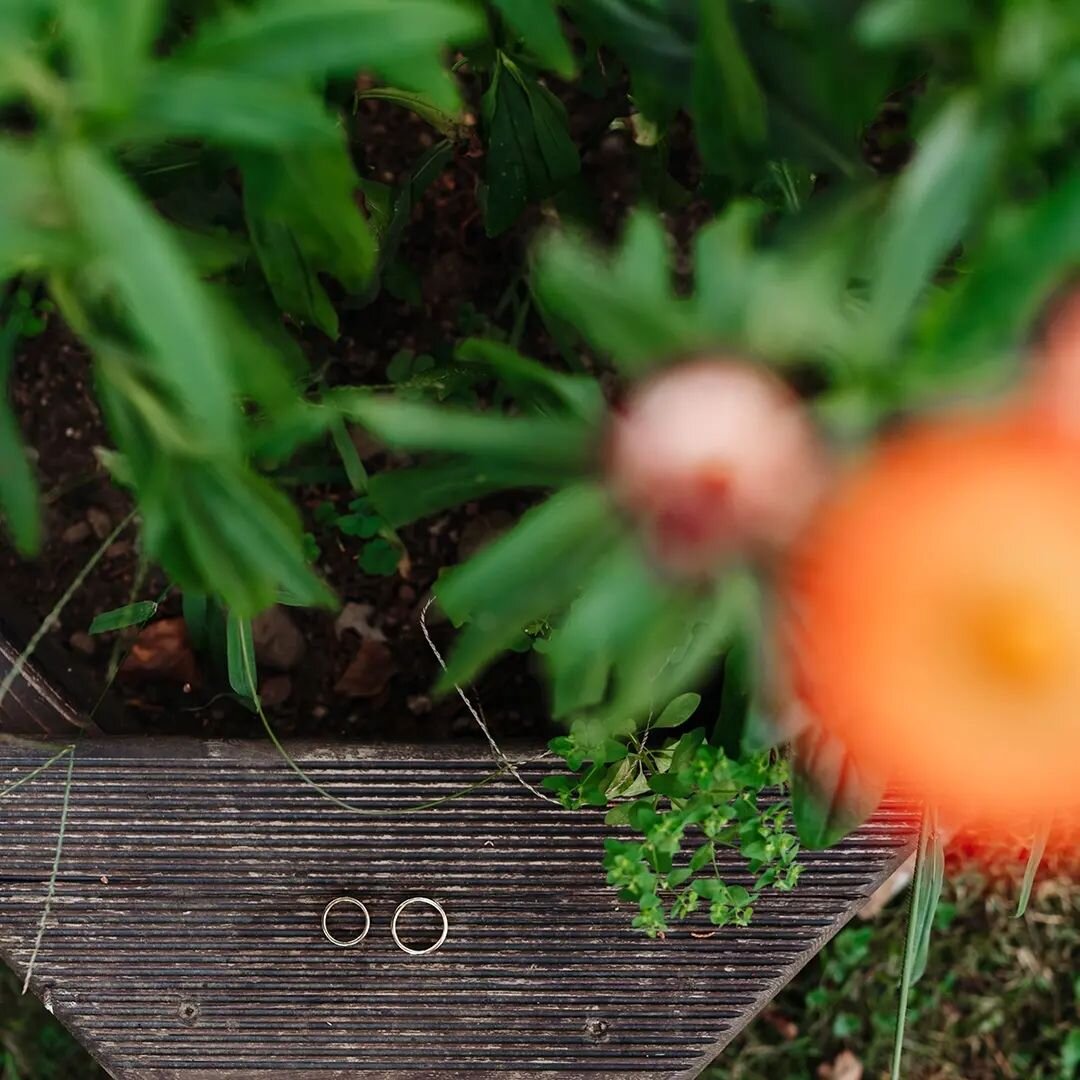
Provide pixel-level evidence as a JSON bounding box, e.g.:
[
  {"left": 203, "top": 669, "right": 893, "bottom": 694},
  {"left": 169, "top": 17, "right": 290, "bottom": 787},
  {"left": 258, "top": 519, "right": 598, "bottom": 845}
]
[{"left": 89, "top": 601, "right": 159, "bottom": 634}]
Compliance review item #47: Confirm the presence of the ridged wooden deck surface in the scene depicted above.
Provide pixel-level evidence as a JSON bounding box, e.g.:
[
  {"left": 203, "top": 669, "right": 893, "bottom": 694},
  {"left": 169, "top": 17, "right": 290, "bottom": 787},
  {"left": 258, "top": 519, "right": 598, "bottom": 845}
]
[{"left": 0, "top": 736, "right": 916, "bottom": 1078}]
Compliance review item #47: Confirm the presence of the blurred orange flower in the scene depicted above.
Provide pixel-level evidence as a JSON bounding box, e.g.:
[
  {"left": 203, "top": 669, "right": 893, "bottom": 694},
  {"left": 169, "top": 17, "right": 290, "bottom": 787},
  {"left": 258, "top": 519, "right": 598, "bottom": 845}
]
[{"left": 779, "top": 415, "right": 1080, "bottom": 829}]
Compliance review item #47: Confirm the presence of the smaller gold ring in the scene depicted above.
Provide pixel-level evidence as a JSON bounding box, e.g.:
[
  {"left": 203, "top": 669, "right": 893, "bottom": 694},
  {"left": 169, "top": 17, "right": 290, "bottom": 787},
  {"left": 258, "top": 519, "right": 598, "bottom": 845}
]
[{"left": 321, "top": 897, "right": 370, "bottom": 948}]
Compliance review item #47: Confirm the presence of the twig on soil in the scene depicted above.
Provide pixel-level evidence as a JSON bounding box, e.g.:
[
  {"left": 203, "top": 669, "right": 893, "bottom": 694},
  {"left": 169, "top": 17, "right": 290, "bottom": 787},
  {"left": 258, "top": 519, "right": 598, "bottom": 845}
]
[{"left": 419, "top": 597, "right": 560, "bottom": 806}]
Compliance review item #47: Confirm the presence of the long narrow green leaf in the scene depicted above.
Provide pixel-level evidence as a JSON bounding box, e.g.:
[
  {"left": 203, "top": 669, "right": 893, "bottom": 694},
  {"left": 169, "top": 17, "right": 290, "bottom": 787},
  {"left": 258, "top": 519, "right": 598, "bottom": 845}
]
[
  {"left": 532, "top": 213, "right": 699, "bottom": 374},
  {"left": 369, "top": 458, "right": 564, "bottom": 528},
  {"left": 226, "top": 611, "right": 257, "bottom": 702},
  {"left": 185, "top": 0, "right": 485, "bottom": 113},
  {"left": 0, "top": 322, "right": 40, "bottom": 554},
  {"left": 455, "top": 338, "right": 605, "bottom": 422},
  {"left": 792, "top": 724, "right": 888, "bottom": 848},
  {"left": 129, "top": 68, "right": 341, "bottom": 148},
  {"left": 1014, "top": 821, "right": 1050, "bottom": 918},
  {"left": 60, "top": 0, "right": 163, "bottom": 111},
  {"left": 435, "top": 484, "right": 619, "bottom": 688},
  {"left": 892, "top": 807, "right": 946, "bottom": 1079},
  {"left": 89, "top": 600, "right": 159, "bottom": 634},
  {"left": 59, "top": 144, "right": 238, "bottom": 451},
  {"left": 492, "top": 0, "right": 574, "bottom": 76},
  {"left": 337, "top": 393, "right": 596, "bottom": 472},
  {"left": 866, "top": 94, "right": 1003, "bottom": 357}
]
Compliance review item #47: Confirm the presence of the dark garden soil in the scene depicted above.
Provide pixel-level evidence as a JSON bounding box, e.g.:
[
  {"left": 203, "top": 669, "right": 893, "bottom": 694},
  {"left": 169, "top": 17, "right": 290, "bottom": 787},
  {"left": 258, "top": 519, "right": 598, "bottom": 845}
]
[
  {"left": 0, "top": 85, "right": 689, "bottom": 744},
  {"left": 0, "top": 79, "right": 914, "bottom": 745}
]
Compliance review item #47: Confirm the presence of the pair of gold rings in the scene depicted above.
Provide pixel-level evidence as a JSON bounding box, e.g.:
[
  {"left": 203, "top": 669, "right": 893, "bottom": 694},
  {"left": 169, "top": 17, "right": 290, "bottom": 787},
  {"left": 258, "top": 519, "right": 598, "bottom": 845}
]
[{"left": 320, "top": 895, "right": 449, "bottom": 956}]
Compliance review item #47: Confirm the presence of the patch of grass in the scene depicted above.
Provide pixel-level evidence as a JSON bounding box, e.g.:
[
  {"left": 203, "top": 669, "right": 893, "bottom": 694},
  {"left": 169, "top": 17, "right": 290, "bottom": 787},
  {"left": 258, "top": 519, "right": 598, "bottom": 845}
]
[
  {"left": 710, "top": 870, "right": 1079, "bottom": 1079},
  {"left": 0, "top": 965, "right": 104, "bottom": 1079}
]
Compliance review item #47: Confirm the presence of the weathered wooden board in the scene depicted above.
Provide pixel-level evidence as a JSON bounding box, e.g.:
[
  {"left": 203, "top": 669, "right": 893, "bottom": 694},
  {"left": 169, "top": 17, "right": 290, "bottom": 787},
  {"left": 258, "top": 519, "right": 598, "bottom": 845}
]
[{"left": 0, "top": 735, "right": 917, "bottom": 1079}]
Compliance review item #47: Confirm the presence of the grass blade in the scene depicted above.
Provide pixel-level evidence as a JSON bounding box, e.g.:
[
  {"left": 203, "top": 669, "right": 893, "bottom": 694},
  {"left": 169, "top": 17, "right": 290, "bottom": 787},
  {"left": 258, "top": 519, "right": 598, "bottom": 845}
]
[
  {"left": 89, "top": 600, "right": 158, "bottom": 634},
  {"left": 1014, "top": 821, "right": 1050, "bottom": 918},
  {"left": 892, "top": 805, "right": 946, "bottom": 1079}
]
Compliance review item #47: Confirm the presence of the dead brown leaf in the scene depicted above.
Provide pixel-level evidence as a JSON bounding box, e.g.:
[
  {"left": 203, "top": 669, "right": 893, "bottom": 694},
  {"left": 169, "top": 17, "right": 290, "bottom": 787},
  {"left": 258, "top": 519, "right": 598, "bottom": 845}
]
[
  {"left": 119, "top": 618, "right": 198, "bottom": 685},
  {"left": 334, "top": 639, "right": 396, "bottom": 698},
  {"left": 251, "top": 606, "right": 306, "bottom": 670}
]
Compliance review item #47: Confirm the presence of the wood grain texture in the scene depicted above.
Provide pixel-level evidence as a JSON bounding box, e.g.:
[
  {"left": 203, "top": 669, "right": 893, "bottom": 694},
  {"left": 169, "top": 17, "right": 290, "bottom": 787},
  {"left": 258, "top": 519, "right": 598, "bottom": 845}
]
[{"left": 0, "top": 735, "right": 918, "bottom": 1079}]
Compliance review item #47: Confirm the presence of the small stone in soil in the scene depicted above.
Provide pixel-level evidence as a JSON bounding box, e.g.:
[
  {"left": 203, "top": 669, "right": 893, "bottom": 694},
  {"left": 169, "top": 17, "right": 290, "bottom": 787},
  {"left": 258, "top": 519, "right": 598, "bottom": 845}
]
[
  {"left": 86, "top": 506, "right": 112, "bottom": 539},
  {"left": 106, "top": 540, "right": 131, "bottom": 559},
  {"left": 69, "top": 631, "right": 95, "bottom": 655},
  {"left": 61, "top": 521, "right": 91, "bottom": 544},
  {"left": 251, "top": 606, "right": 306, "bottom": 670},
  {"left": 334, "top": 601, "right": 385, "bottom": 642},
  {"left": 259, "top": 674, "right": 293, "bottom": 709},
  {"left": 406, "top": 694, "right": 431, "bottom": 715}
]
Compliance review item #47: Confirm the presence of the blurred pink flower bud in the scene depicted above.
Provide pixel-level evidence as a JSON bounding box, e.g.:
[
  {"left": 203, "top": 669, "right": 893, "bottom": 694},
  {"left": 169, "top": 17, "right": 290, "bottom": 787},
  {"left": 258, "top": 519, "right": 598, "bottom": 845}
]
[{"left": 605, "top": 358, "right": 828, "bottom": 577}]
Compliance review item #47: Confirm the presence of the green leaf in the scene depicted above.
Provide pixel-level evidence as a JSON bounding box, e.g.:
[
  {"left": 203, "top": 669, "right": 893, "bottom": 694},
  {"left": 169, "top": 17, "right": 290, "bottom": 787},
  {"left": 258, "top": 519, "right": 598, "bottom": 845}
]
[
  {"left": 358, "top": 538, "right": 400, "bottom": 575},
  {"left": 154, "top": 462, "right": 334, "bottom": 617},
  {"left": 130, "top": 67, "right": 341, "bottom": 148},
  {"left": 652, "top": 692, "right": 701, "bottom": 730},
  {"left": 1014, "top": 821, "right": 1050, "bottom": 919},
  {"left": 892, "top": 807, "right": 945, "bottom": 1078},
  {"left": 241, "top": 144, "right": 376, "bottom": 335},
  {"left": 915, "top": 169, "right": 1080, "bottom": 383},
  {"left": 532, "top": 212, "right": 697, "bottom": 374},
  {"left": 455, "top": 338, "right": 605, "bottom": 422},
  {"left": 59, "top": 144, "right": 239, "bottom": 451},
  {"left": 185, "top": 0, "right": 485, "bottom": 113},
  {"left": 545, "top": 542, "right": 666, "bottom": 718},
  {"left": 226, "top": 611, "right": 258, "bottom": 702},
  {"left": 89, "top": 601, "right": 160, "bottom": 634},
  {"left": 0, "top": 322, "right": 40, "bottom": 554},
  {"left": 60, "top": 0, "right": 163, "bottom": 112},
  {"left": 337, "top": 393, "right": 596, "bottom": 473},
  {"left": 354, "top": 87, "right": 464, "bottom": 138},
  {"left": 492, "top": 0, "right": 574, "bottom": 76},
  {"left": 0, "top": 141, "right": 68, "bottom": 277},
  {"left": 693, "top": 0, "right": 766, "bottom": 174},
  {"left": 791, "top": 724, "right": 887, "bottom": 849},
  {"left": 369, "top": 457, "right": 565, "bottom": 528},
  {"left": 434, "top": 484, "right": 619, "bottom": 687},
  {"left": 866, "top": 94, "right": 1003, "bottom": 357},
  {"left": 481, "top": 54, "right": 579, "bottom": 235}
]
